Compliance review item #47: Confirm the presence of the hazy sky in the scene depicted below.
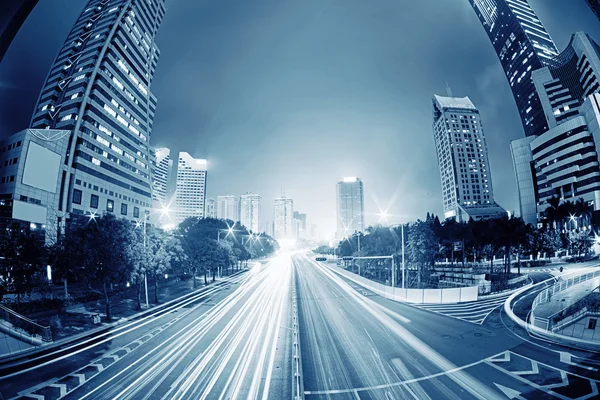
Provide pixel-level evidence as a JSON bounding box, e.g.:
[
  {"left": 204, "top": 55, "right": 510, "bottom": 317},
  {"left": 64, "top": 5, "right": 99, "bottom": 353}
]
[{"left": 1, "top": 0, "right": 599, "bottom": 237}]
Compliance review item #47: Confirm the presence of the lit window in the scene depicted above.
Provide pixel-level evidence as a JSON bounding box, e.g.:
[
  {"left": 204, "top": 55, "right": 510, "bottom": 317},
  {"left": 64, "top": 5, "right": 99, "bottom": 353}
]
[
  {"left": 92, "top": 157, "right": 101, "bottom": 166},
  {"left": 71, "top": 93, "right": 79, "bottom": 100},
  {"left": 107, "top": 199, "right": 114, "bottom": 212}
]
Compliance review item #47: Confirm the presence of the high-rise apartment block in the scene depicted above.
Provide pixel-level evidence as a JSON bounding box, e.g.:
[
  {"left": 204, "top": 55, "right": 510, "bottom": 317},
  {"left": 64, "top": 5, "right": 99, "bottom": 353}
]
[
  {"left": 150, "top": 147, "right": 172, "bottom": 205},
  {"left": 336, "top": 177, "right": 364, "bottom": 238},
  {"left": 240, "top": 192, "right": 261, "bottom": 233},
  {"left": 469, "top": 0, "right": 558, "bottom": 137},
  {"left": 273, "top": 197, "right": 294, "bottom": 239},
  {"left": 432, "top": 95, "right": 506, "bottom": 222},
  {"left": 174, "top": 152, "right": 207, "bottom": 225},
  {"left": 217, "top": 195, "right": 239, "bottom": 222},
  {"left": 205, "top": 198, "right": 216, "bottom": 218},
  {"left": 27, "top": 0, "right": 166, "bottom": 228}
]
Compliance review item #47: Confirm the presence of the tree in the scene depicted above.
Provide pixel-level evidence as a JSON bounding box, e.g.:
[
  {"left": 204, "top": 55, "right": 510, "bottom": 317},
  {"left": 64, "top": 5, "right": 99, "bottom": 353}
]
[
  {"left": 0, "top": 223, "right": 45, "bottom": 302},
  {"left": 567, "top": 231, "right": 592, "bottom": 256},
  {"left": 544, "top": 196, "right": 561, "bottom": 230},
  {"left": 70, "top": 214, "right": 133, "bottom": 320},
  {"left": 405, "top": 220, "right": 438, "bottom": 287}
]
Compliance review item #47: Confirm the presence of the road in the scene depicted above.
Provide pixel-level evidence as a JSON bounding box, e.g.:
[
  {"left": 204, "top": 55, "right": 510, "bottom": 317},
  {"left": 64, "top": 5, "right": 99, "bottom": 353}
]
[
  {"left": 1, "top": 255, "right": 294, "bottom": 400},
  {"left": 3, "top": 253, "right": 600, "bottom": 399},
  {"left": 296, "top": 254, "right": 600, "bottom": 400}
]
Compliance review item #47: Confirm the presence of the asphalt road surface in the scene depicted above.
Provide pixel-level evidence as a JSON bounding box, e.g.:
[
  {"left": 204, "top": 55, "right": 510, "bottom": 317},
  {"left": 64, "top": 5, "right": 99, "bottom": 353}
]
[{"left": 3, "top": 252, "right": 600, "bottom": 400}]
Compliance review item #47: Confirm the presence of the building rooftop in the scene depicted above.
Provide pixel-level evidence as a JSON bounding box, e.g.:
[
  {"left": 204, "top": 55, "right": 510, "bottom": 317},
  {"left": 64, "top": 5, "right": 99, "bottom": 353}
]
[{"left": 433, "top": 95, "right": 477, "bottom": 111}]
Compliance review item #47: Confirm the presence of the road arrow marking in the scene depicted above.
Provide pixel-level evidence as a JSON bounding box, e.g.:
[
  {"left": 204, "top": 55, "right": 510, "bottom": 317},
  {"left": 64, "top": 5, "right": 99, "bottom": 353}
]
[{"left": 494, "top": 383, "right": 525, "bottom": 399}]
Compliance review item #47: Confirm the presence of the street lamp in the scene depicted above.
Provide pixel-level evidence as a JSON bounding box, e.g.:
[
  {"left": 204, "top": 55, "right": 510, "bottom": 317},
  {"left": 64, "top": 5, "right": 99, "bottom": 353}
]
[{"left": 377, "top": 210, "right": 406, "bottom": 290}]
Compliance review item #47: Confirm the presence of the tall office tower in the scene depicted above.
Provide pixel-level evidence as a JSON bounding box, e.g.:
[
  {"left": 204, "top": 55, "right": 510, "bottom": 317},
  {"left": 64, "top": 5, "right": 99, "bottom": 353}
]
[
  {"left": 587, "top": 0, "right": 600, "bottom": 22},
  {"left": 469, "top": 0, "right": 558, "bottom": 137},
  {"left": 29, "top": 0, "right": 166, "bottom": 227},
  {"left": 240, "top": 192, "right": 261, "bottom": 233},
  {"left": 150, "top": 147, "right": 172, "bottom": 204},
  {"left": 174, "top": 152, "right": 207, "bottom": 225},
  {"left": 336, "top": 177, "right": 364, "bottom": 238},
  {"left": 510, "top": 136, "right": 538, "bottom": 226},
  {"left": 217, "top": 195, "right": 240, "bottom": 222},
  {"left": 273, "top": 196, "right": 294, "bottom": 239},
  {"left": 432, "top": 94, "right": 506, "bottom": 222},
  {"left": 293, "top": 211, "right": 307, "bottom": 238},
  {"left": 205, "top": 198, "right": 216, "bottom": 218},
  {"left": 0, "top": 0, "right": 38, "bottom": 63},
  {"left": 511, "top": 32, "right": 600, "bottom": 220}
]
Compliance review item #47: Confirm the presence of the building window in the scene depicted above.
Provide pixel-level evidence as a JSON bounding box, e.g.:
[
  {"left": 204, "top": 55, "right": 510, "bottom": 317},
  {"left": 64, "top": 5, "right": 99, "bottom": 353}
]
[
  {"left": 107, "top": 199, "right": 114, "bottom": 212},
  {"left": 75, "top": 179, "right": 81, "bottom": 185},
  {"left": 9, "top": 176, "right": 14, "bottom": 182},
  {"left": 73, "top": 189, "right": 82, "bottom": 205},
  {"left": 90, "top": 194, "right": 99, "bottom": 209},
  {"left": 121, "top": 203, "right": 127, "bottom": 215},
  {"left": 589, "top": 319, "right": 597, "bottom": 330},
  {"left": 133, "top": 207, "right": 139, "bottom": 218}
]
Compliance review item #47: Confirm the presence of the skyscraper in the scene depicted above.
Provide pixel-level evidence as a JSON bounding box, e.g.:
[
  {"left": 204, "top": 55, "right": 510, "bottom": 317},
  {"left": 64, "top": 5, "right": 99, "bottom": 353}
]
[
  {"left": 0, "top": 0, "right": 38, "bottom": 63},
  {"left": 293, "top": 211, "right": 307, "bottom": 238},
  {"left": 240, "top": 192, "right": 261, "bottom": 233},
  {"left": 336, "top": 177, "right": 364, "bottom": 238},
  {"left": 205, "top": 198, "right": 216, "bottom": 218},
  {"left": 587, "top": 0, "right": 600, "bottom": 22},
  {"left": 217, "top": 195, "right": 240, "bottom": 222},
  {"left": 150, "top": 147, "right": 172, "bottom": 205},
  {"left": 174, "top": 152, "right": 207, "bottom": 225},
  {"left": 432, "top": 94, "right": 506, "bottom": 222},
  {"left": 28, "top": 0, "right": 166, "bottom": 226},
  {"left": 469, "top": 0, "right": 558, "bottom": 137},
  {"left": 511, "top": 32, "right": 600, "bottom": 221},
  {"left": 273, "top": 197, "right": 294, "bottom": 239}
]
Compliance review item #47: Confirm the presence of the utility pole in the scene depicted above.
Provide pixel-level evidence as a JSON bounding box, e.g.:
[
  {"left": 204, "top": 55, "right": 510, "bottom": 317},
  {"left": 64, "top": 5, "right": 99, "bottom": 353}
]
[
  {"left": 401, "top": 223, "right": 405, "bottom": 289},
  {"left": 143, "top": 212, "right": 149, "bottom": 308},
  {"left": 392, "top": 256, "right": 396, "bottom": 288}
]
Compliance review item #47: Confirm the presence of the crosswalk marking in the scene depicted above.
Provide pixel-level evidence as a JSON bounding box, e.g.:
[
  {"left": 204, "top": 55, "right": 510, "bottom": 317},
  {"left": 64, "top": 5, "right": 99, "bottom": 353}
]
[{"left": 415, "top": 292, "right": 510, "bottom": 324}]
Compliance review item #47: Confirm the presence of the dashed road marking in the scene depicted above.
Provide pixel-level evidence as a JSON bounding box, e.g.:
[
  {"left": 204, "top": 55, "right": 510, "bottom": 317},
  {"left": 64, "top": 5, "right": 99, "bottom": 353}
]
[{"left": 11, "top": 315, "right": 183, "bottom": 400}]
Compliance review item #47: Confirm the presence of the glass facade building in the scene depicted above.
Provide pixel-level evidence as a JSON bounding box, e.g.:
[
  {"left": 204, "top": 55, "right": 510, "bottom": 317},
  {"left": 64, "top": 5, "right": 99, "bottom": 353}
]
[
  {"left": 336, "top": 177, "right": 364, "bottom": 238},
  {"left": 274, "top": 196, "right": 294, "bottom": 240},
  {"left": 469, "top": 0, "right": 558, "bottom": 137},
  {"left": 29, "top": 0, "right": 166, "bottom": 226}
]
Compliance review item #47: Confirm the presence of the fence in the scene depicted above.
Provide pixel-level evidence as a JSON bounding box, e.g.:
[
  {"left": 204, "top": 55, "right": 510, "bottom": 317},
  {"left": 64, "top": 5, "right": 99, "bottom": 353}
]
[
  {"left": 0, "top": 304, "right": 52, "bottom": 345},
  {"left": 326, "top": 264, "right": 478, "bottom": 304},
  {"left": 532, "top": 268, "right": 600, "bottom": 310}
]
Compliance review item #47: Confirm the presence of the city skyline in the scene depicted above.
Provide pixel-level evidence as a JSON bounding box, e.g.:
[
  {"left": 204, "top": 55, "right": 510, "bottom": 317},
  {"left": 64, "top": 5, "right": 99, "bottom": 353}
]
[{"left": 1, "top": 1, "right": 599, "bottom": 237}]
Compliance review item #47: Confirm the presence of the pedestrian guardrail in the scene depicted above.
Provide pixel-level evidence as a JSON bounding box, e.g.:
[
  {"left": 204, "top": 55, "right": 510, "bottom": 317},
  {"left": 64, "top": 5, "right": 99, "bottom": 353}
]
[
  {"left": 291, "top": 267, "right": 304, "bottom": 400},
  {"left": 532, "top": 268, "right": 600, "bottom": 310},
  {"left": 0, "top": 304, "right": 52, "bottom": 344}
]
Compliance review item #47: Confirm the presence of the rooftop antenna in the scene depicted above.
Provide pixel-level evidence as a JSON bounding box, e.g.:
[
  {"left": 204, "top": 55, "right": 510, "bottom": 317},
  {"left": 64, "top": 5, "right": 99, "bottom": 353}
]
[{"left": 446, "top": 82, "right": 453, "bottom": 97}]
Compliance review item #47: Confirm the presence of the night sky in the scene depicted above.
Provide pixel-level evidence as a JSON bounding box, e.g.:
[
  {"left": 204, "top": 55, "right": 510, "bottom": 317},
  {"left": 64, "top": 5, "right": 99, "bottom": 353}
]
[{"left": 1, "top": 0, "right": 599, "bottom": 237}]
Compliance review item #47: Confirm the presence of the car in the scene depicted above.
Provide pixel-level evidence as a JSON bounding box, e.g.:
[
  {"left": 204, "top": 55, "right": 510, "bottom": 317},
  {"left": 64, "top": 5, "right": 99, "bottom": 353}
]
[{"left": 315, "top": 257, "right": 327, "bottom": 262}]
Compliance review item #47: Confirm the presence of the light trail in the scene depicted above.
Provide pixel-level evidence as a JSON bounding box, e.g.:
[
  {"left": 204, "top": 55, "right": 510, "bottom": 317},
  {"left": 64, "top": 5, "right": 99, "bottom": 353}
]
[
  {"left": 83, "top": 253, "right": 293, "bottom": 400},
  {"left": 305, "top": 254, "right": 505, "bottom": 400}
]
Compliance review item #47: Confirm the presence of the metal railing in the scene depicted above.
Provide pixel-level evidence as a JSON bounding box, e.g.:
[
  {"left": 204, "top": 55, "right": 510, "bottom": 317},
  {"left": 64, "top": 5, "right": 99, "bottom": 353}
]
[
  {"left": 532, "top": 268, "right": 600, "bottom": 310},
  {"left": 291, "top": 268, "right": 304, "bottom": 400},
  {"left": 0, "top": 304, "right": 52, "bottom": 343}
]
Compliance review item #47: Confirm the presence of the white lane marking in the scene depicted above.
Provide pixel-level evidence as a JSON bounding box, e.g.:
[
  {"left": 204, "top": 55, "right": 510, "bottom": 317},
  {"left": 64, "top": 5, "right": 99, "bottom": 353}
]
[
  {"left": 304, "top": 352, "right": 497, "bottom": 395},
  {"left": 49, "top": 383, "right": 67, "bottom": 396},
  {"left": 306, "top": 256, "right": 503, "bottom": 400},
  {"left": 559, "top": 352, "right": 598, "bottom": 371}
]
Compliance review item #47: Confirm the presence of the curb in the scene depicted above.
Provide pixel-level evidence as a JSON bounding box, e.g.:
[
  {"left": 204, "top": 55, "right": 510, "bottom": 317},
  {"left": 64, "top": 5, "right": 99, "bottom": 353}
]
[{"left": 504, "top": 274, "right": 600, "bottom": 352}]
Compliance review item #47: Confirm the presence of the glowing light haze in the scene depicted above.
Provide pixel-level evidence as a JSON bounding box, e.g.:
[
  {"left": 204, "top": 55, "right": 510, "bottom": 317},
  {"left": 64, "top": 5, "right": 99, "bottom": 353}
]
[{"left": 0, "top": 0, "right": 599, "bottom": 237}]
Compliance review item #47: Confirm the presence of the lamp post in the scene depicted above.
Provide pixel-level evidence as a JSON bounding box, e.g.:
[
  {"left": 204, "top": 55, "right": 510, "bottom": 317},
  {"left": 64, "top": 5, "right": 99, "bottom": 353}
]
[{"left": 143, "top": 211, "right": 149, "bottom": 308}]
